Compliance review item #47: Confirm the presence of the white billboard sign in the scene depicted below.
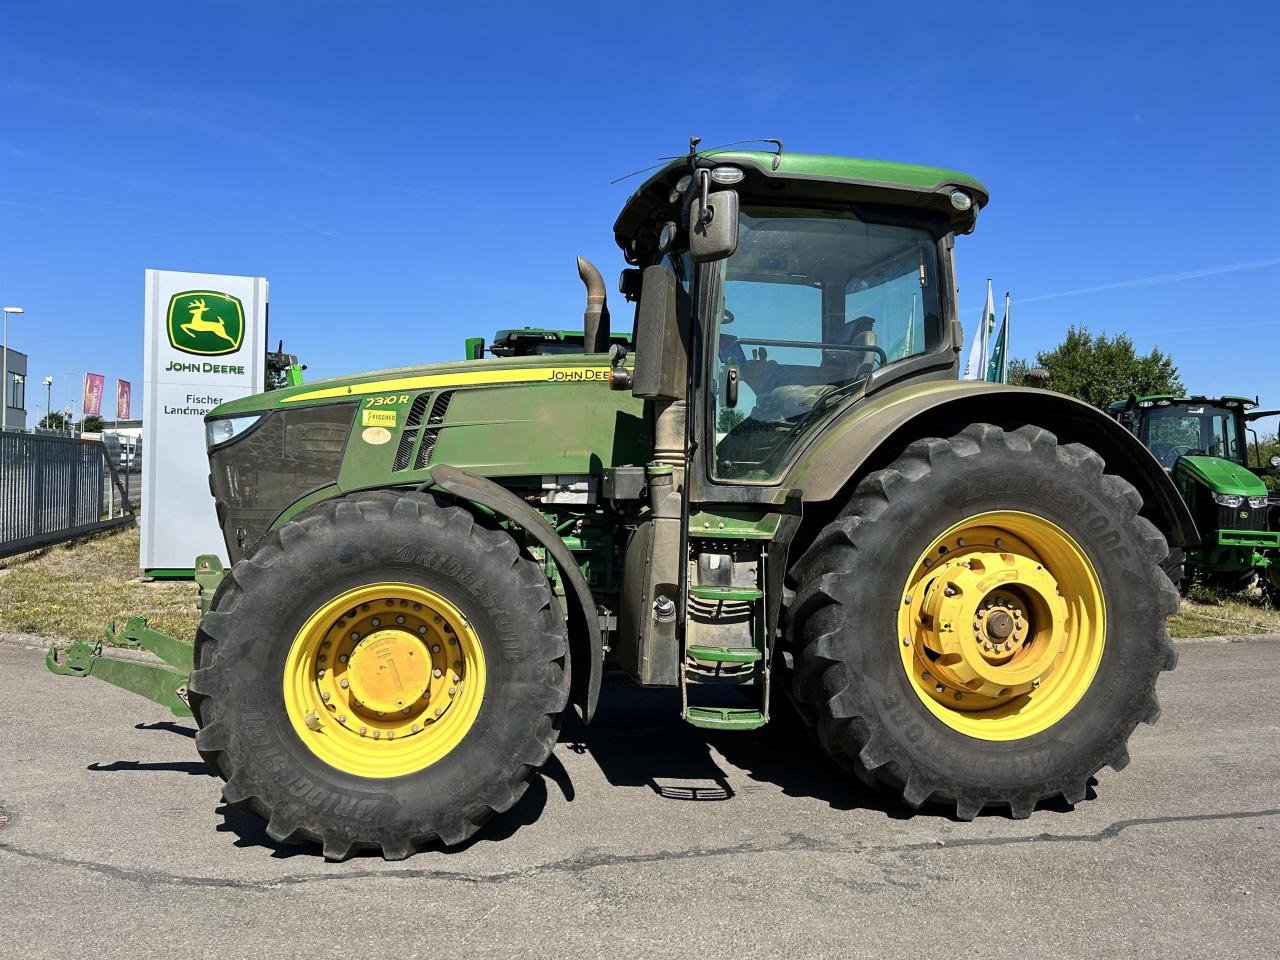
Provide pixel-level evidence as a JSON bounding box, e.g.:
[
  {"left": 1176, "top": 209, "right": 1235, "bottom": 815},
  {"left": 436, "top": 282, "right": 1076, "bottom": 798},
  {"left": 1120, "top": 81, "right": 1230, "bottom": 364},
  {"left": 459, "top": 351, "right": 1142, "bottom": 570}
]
[{"left": 142, "top": 270, "right": 267, "bottom": 574}]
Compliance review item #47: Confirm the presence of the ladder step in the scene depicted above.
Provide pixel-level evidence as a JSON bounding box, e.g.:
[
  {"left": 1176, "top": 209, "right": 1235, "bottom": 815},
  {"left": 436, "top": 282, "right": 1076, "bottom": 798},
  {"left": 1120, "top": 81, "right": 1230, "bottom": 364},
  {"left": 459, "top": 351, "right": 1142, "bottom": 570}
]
[
  {"left": 684, "top": 706, "right": 767, "bottom": 731},
  {"left": 689, "top": 586, "right": 763, "bottom": 602},
  {"left": 686, "top": 645, "right": 762, "bottom": 664}
]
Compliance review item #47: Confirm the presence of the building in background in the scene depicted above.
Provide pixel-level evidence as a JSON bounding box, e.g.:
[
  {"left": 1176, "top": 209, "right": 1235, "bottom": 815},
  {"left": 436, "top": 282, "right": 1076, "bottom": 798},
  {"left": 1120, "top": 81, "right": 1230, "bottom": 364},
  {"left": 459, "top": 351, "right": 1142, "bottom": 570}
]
[{"left": 2, "top": 346, "right": 27, "bottom": 430}]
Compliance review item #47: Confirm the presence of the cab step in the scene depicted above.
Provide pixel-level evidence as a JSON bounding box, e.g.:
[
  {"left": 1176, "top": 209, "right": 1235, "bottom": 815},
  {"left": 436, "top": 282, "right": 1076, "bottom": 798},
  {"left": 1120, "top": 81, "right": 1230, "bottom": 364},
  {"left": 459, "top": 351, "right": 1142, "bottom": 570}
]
[
  {"left": 688, "top": 585, "right": 763, "bottom": 602},
  {"left": 684, "top": 706, "right": 767, "bottom": 731},
  {"left": 685, "top": 644, "right": 762, "bottom": 664}
]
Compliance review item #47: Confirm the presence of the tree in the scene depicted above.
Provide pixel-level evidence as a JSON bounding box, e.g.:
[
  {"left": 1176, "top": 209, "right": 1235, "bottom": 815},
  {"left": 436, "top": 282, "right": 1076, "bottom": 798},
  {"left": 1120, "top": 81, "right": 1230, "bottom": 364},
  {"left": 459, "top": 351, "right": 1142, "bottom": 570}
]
[
  {"left": 38, "top": 411, "right": 67, "bottom": 430},
  {"left": 82, "top": 415, "right": 105, "bottom": 433},
  {"left": 1023, "top": 327, "right": 1183, "bottom": 409}
]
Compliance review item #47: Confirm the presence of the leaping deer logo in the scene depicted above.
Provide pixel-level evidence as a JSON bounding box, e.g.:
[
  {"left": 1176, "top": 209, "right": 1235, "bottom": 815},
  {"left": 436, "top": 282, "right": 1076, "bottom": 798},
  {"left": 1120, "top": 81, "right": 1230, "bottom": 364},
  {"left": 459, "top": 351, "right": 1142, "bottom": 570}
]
[{"left": 180, "top": 298, "right": 238, "bottom": 347}]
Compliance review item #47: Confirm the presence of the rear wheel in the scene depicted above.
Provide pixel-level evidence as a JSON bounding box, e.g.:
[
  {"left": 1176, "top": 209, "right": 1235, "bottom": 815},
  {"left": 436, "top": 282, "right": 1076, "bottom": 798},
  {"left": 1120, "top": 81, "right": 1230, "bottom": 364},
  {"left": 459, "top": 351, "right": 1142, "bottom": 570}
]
[
  {"left": 787, "top": 424, "right": 1178, "bottom": 818},
  {"left": 189, "top": 490, "right": 568, "bottom": 860}
]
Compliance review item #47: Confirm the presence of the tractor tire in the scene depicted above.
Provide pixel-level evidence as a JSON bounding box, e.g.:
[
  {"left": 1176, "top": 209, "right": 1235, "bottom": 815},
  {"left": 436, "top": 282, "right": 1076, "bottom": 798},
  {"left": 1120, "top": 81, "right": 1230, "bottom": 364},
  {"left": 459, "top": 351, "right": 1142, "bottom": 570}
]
[
  {"left": 787, "top": 423, "right": 1179, "bottom": 820},
  {"left": 188, "top": 490, "right": 568, "bottom": 860}
]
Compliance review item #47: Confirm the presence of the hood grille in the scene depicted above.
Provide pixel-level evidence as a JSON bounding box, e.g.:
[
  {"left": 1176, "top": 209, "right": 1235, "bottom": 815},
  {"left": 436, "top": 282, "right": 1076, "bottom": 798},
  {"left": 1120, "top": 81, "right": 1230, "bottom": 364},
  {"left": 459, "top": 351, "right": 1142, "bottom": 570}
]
[
  {"left": 392, "top": 391, "right": 454, "bottom": 473},
  {"left": 414, "top": 391, "right": 454, "bottom": 469}
]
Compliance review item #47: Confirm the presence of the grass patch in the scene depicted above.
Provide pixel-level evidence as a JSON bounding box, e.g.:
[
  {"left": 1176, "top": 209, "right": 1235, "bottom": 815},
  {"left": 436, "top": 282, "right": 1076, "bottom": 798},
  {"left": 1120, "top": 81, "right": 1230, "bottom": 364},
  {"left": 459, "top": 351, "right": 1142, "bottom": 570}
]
[
  {"left": 0, "top": 526, "right": 201, "bottom": 645},
  {"left": 1167, "top": 582, "right": 1280, "bottom": 638}
]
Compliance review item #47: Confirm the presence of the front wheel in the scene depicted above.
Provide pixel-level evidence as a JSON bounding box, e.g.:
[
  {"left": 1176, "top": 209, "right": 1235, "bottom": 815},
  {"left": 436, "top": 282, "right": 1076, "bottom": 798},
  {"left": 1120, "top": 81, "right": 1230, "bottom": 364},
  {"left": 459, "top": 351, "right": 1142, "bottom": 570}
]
[
  {"left": 787, "top": 424, "right": 1178, "bottom": 819},
  {"left": 189, "top": 491, "right": 569, "bottom": 860}
]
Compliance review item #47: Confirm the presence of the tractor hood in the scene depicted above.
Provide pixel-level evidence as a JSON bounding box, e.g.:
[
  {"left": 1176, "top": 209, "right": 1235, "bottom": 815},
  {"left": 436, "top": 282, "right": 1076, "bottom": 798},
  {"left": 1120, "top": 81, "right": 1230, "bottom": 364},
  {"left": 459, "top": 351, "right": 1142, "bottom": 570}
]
[
  {"left": 205, "top": 353, "right": 649, "bottom": 562},
  {"left": 1174, "top": 455, "right": 1268, "bottom": 497}
]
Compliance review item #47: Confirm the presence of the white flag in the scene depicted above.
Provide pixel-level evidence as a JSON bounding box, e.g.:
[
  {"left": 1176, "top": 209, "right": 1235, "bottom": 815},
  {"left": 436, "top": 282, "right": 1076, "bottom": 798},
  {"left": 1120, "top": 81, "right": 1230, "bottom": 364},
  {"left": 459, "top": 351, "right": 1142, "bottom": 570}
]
[{"left": 963, "top": 279, "right": 996, "bottom": 380}]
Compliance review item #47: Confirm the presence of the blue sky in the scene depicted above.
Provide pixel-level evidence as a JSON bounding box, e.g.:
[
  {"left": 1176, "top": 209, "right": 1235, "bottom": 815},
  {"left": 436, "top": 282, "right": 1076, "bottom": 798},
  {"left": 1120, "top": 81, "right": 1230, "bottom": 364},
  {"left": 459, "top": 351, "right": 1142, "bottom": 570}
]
[{"left": 1, "top": 1, "right": 1278, "bottom": 427}]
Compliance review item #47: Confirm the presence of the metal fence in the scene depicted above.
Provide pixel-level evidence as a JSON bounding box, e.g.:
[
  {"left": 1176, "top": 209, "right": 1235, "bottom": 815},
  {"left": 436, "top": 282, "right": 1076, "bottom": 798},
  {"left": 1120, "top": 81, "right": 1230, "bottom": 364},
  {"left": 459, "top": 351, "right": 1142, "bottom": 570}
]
[{"left": 0, "top": 431, "right": 135, "bottom": 559}]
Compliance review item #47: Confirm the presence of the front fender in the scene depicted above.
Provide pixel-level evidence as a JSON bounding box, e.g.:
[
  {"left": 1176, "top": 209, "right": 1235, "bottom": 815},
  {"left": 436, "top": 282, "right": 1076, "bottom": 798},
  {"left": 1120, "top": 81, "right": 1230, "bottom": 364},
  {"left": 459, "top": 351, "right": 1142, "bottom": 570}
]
[
  {"left": 789, "top": 381, "right": 1199, "bottom": 550},
  {"left": 425, "top": 464, "right": 603, "bottom": 722}
]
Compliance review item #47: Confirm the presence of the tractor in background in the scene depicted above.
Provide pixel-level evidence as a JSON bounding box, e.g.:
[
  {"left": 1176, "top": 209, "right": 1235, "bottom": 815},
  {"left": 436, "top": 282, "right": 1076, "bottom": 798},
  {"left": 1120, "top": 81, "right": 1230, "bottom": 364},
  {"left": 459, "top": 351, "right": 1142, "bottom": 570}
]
[{"left": 1110, "top": 393, "right": 1280, "bottom": 603}]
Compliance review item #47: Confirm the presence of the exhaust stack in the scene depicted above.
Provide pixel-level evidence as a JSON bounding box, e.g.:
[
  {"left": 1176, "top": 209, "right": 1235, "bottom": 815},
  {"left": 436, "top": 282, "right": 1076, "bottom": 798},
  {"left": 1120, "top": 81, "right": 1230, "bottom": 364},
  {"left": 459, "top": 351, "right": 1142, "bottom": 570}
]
[{"left": 576, "top": 256, "right": 610, "bottom": 354}]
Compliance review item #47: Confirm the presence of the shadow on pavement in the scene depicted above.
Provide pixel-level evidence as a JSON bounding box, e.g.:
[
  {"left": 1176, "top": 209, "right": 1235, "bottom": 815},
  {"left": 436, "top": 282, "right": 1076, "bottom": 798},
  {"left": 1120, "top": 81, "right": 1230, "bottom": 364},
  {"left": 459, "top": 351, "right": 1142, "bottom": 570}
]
[{"left": 87, "top": 759, "right": 213, "bottom": 776}]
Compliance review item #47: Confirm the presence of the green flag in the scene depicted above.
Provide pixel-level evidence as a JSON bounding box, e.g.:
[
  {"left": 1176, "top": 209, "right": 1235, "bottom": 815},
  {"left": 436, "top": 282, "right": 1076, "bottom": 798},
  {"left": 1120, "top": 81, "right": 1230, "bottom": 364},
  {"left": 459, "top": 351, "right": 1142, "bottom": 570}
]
[{"left": 985, "top": 293, "right": 1011, "bottom": 383}]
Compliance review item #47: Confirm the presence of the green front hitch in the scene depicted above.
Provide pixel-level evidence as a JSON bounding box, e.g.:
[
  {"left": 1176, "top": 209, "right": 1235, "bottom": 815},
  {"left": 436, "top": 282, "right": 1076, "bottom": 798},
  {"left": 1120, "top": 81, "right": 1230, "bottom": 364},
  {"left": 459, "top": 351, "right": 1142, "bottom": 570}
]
[{"left": 46, "top": 616, "right": 195, "bottom": 718}]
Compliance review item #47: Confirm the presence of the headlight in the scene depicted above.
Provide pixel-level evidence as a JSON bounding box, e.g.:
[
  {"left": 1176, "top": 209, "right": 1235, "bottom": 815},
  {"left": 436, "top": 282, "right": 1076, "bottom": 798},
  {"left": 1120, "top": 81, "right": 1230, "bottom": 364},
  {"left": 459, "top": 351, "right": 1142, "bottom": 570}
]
[
  {"left": 1270, "top": 454, "right": 1280, "bottom": 468},
  {"left": 1213, "top": 493, "right": 1243, "bottom": 508},
  {"left": 1249, "top": 495, "right": 1269, "bottom": 509},
  {"left": 949, "top": 190, "right": 972, "bottom": 211},
  {"left": 206, "top": 414, "right": 263, "bottom": 450}
]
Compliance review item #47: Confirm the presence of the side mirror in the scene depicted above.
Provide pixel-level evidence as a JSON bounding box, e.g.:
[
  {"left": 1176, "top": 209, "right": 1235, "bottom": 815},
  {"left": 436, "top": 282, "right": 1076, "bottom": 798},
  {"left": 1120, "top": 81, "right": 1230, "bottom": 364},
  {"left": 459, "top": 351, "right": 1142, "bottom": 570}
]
[
  {"left": 690, "top": 186, "right": 739, "bottom": 263},
  {"left": 464, "top": 337, "right": 484, "bottom": 361}
]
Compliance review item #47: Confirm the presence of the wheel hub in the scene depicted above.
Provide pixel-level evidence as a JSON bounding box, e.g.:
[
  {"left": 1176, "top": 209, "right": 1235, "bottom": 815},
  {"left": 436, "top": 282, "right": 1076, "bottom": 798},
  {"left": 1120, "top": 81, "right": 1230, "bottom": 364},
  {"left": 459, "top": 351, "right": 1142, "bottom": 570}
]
[
  {"left": 914, "top": 550, "right": 1069, "bottom": 705},
  {"left": 347, "top": 629, "right": 431, "bottom": 714}
]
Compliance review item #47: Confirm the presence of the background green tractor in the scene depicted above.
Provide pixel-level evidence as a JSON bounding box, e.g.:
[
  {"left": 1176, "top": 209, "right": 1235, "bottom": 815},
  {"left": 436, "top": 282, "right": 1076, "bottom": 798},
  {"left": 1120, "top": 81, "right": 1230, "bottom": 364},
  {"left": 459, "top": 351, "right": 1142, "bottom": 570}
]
[
  {"left": 51, "top": 143, "right": 1195, "bottom": 859},
  {"left": 1110, "top": 394, "right": 1280, "bottom": 603}
]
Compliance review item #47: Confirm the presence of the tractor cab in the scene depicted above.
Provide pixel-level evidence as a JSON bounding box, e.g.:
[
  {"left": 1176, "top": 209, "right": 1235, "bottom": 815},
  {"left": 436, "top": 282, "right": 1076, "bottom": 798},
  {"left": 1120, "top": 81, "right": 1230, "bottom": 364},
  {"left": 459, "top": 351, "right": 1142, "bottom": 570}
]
[{"left": 611, "top": 146, "right": 983, "bottom": 493}]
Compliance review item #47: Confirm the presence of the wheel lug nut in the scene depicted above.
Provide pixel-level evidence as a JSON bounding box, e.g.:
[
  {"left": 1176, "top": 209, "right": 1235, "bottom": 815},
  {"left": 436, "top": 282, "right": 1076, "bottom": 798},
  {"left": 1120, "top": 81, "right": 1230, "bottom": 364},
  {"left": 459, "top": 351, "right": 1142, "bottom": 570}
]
[
  {"left": 902, "top": 636, "right": 911, "bottom": 646},
  {"left": 339, "top": 679, "right": 349, "bottom": 689},
  {"left": 317, "top": 669, "right": 325, "bottom": 678},
  {"left": 321, "top": 691, "right": 330, "bottom": 701},
  {"left": 371, "top": 618, "right": 380, "bottom": 627},
  {"left": 434, "top": 707, "right": 445, "bottom": 718},
  {"left": 418, "top": 626, "right": 428, "bottom": 635},
  {"left": 350, "top": 632, "right": 359, "bottom": 641},
  {"left": 934, "top": 684, "right": 944, "bottom": 694},
  {"left": 431, "top": 644, "right": 441, "bottom": 653},
  {"left": 359, "top": 726, "right": 367, "bottom": 735},
  {"left": 338, "top": 714, "right": 346, "bottom": 724},
  {"left": 433, "top": 668, "right": 443, "bottom": 678},
  {"left": 339, "top": 654, "right": 348, "bottom": 664}
]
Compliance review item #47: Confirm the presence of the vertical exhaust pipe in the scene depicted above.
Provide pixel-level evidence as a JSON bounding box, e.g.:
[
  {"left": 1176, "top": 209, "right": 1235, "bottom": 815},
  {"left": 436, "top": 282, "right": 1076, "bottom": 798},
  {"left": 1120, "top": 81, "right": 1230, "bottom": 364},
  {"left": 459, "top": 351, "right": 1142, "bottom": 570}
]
[{"left": 576, "top": 256, "right": 610, "bottom": 354}]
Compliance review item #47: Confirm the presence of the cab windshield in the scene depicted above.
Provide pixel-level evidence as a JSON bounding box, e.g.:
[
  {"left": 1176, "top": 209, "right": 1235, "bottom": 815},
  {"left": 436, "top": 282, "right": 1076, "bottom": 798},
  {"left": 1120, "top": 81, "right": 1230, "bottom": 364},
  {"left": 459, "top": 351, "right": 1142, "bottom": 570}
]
[
  {"left": 712, "top": 206, "right": 943, "bottom": 481},
  {"left": 1141, "top": 402, "right": 1243, "bottom": 468}
]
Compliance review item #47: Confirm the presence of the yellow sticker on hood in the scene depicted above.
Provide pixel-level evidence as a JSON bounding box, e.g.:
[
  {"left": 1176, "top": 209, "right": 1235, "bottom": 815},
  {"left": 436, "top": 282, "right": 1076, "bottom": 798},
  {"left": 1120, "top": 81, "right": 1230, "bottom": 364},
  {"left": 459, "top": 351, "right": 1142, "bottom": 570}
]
[{"left": 362, "top": 409, "right": 397, "bottom": 428}]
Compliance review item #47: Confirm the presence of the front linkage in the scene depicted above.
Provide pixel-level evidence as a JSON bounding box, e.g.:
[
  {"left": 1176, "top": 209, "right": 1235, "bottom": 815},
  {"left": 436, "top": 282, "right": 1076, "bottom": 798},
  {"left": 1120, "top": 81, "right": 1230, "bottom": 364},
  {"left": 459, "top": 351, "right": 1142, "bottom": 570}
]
[{"left": 45, "top": 555, "right": 226, "bottom": 717}]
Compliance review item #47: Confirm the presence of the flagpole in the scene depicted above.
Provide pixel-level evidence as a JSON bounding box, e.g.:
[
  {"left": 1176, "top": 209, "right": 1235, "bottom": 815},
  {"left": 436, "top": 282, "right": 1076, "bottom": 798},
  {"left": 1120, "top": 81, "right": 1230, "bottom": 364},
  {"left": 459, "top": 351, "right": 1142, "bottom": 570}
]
[{"left": 1003, "top": 292, "right": 1011, "bottom": 384}]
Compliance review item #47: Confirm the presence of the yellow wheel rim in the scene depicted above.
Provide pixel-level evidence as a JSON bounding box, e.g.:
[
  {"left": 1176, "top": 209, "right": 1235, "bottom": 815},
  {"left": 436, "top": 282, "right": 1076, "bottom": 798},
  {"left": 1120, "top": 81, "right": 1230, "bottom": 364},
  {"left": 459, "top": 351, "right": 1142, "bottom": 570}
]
[
  {"left": 283, "top": 582, "right": 486, "bottom": 777},
  {"left": 896, "top": 511, "right": 1105, "bottom": 741}
]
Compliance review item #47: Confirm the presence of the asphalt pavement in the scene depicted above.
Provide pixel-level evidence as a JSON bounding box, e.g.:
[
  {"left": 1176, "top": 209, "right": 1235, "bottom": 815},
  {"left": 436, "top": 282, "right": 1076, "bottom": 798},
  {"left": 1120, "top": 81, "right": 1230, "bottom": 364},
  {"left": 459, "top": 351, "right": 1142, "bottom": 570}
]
[{"left": 0, "top": 637, "right": 1276, "bottom": 959}]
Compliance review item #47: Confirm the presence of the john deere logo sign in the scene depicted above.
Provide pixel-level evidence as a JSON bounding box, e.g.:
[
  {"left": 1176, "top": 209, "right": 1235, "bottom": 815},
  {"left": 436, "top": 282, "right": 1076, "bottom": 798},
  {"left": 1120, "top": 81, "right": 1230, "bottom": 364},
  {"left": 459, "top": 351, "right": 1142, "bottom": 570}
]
[{"left": 166, "top": 290, "right": 245, "bottom": 356}]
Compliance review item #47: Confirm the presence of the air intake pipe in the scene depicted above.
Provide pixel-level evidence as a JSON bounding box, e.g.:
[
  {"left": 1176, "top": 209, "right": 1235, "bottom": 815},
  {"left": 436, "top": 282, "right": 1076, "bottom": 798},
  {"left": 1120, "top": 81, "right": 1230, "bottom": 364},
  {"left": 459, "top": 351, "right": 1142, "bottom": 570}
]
[{"left": 576, "top": 256, "right": 611, "bottom": 354}]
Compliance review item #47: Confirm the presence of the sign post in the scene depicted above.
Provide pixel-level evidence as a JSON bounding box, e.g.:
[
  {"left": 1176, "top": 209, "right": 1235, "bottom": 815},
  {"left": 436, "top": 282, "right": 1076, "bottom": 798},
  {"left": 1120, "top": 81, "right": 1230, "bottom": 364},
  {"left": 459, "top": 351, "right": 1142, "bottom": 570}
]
[{"left": 142, "top": 270, "right": 267, "bottom": 577}]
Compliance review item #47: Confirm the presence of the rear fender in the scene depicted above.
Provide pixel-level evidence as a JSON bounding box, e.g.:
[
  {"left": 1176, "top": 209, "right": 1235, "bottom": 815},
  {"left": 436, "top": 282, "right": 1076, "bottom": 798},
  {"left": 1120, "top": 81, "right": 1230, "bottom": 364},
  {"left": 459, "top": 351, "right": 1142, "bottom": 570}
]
[{"left": 790, "top": 382, "right": 1199, "bottom": 550}]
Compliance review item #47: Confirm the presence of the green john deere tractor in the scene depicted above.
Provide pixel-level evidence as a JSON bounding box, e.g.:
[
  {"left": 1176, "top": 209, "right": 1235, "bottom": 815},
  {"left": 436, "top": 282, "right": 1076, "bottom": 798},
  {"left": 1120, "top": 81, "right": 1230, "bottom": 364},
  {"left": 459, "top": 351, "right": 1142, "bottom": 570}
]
[
  {"left": 1109, "top": 394, "right": 1280, "bottom": 602},
  {"left": 49, "top": 143, "right": 1195, "bottom": 860}
]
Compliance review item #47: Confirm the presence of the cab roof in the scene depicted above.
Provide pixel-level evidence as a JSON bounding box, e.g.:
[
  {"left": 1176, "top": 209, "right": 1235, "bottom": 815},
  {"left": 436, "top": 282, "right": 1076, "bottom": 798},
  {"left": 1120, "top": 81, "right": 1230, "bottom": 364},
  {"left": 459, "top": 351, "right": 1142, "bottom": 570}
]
[
  {"left": 613, "top": 149, "right": 989, "bottom": 263},
  {"left": 1109, "top": 393, "right": 1258, "bottom": 411}
]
